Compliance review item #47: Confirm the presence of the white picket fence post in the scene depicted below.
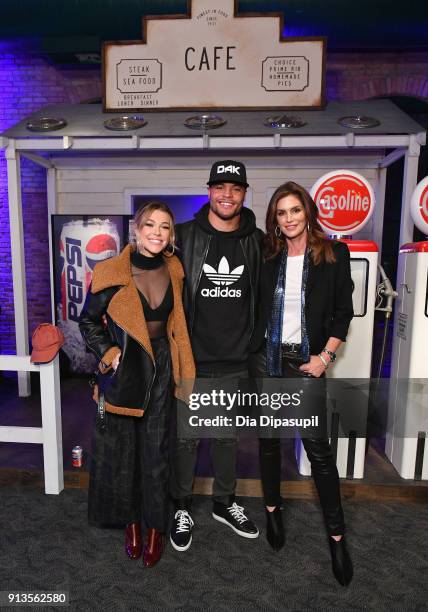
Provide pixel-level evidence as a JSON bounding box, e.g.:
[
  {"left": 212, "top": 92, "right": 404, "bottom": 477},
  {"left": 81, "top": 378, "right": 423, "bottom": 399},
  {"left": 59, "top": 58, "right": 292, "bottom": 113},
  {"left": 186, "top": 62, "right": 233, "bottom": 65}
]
[{"left": 0, "top": 354, "right": 64, "bottom": 494}]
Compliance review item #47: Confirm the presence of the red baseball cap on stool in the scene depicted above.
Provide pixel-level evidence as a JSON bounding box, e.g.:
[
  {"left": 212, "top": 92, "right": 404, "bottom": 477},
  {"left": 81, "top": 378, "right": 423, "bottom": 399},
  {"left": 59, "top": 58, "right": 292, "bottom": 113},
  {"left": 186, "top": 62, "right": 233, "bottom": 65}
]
[{"left": 30, "top": 323, "right": 65, "bottom": 364}]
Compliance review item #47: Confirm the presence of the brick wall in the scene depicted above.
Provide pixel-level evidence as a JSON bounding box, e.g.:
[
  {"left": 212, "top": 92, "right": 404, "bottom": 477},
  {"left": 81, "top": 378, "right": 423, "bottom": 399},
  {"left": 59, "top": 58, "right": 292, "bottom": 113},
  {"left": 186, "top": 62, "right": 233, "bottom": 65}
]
[
  {"left": 0, "top": 55, "right": 101, "bottom": 354},
  {"left": 0, "top": 51, "right": 427, "bottom": 355},
  {"left": 327, "top": 51, "right": 428, "bottom": 101}
]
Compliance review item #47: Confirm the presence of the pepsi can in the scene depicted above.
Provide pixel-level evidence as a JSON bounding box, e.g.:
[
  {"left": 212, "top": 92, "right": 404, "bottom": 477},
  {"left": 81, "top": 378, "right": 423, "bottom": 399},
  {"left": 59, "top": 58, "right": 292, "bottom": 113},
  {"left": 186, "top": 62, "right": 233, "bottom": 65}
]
[
  {"left": 72, "top": 446, "right": 83, "bottom": 468},
  {"left": 58, "top": 219, "right": 120, "bottom": 372}
]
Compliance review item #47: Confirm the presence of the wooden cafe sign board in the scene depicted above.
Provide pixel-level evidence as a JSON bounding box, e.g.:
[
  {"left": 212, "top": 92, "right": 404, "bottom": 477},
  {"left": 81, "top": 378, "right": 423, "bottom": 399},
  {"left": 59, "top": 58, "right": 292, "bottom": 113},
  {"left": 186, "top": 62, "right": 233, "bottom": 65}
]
[{"left": 103, "top": 0, "right": 326, "bottom": 111}]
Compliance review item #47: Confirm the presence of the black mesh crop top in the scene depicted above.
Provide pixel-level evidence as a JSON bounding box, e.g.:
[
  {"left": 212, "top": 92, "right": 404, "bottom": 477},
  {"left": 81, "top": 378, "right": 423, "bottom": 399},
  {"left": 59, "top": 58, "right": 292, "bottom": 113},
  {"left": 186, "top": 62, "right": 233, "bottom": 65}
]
[{"left": 130, "top": 250, "right": 173, "bottom": 338}]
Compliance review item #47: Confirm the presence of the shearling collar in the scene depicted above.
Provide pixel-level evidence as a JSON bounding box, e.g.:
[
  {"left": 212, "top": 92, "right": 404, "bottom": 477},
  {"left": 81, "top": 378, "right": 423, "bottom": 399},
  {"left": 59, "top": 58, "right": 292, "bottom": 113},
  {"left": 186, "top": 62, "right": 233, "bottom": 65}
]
[{"left": 90, "top": 245, "right": 185, "bottom": 360}]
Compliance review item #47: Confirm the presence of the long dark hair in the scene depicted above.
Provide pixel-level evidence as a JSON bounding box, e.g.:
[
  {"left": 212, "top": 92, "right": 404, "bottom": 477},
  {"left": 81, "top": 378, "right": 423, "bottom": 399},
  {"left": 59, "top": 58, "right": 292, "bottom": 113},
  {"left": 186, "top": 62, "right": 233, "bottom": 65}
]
[{"left": 263, "top": 181, "right": 336, "bottom": 265}]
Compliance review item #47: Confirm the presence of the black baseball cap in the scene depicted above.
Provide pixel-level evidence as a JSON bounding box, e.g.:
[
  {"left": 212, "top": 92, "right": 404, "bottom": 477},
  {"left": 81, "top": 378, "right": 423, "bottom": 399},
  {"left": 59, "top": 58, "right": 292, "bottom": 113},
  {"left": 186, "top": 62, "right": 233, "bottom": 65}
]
[{"left": 207, "top": 160, "right": 249, "bottom": 188}]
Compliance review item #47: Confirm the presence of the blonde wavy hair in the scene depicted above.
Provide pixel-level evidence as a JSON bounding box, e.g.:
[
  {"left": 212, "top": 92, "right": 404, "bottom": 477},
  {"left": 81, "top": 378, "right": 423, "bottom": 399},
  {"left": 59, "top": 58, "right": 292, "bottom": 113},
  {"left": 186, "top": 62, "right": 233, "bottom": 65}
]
[{"left": 132, "top": 201, "right": 176, "bottom": 256}]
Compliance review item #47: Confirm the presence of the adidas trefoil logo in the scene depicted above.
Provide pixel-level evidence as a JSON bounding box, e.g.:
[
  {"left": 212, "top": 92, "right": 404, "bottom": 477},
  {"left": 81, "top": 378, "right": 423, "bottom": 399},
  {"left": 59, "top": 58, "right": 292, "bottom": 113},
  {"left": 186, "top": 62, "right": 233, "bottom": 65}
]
[
  {"left": 202, "top": 256, "right": 244, "bottom": 298},
  {"left": 203, "top": 256, "right": 244, "bottom": 286}
]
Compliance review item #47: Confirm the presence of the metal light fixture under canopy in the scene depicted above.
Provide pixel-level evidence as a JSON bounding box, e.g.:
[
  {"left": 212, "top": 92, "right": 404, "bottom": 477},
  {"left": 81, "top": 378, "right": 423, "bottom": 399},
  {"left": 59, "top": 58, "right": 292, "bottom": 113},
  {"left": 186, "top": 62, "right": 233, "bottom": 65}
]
[
  {"left": 103, "top": 115, "right": 147, "bottom": 131},
  {"left": 184, "top": 114, "right": 227, "bottom": 130},
  {"left": 26, "top": 117, "right": 67, "bottom": 132},
  {"left": 338, "top": 115, "right": 381, "bottom": 129},
  {"left": 264, "top": 114, "right": 307, "bottom": 129}
]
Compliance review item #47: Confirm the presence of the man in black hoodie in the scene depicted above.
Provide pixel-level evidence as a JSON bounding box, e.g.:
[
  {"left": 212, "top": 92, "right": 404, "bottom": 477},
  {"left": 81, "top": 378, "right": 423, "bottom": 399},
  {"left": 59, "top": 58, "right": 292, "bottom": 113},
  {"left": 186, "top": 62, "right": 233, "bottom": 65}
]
[{"left": 170, "top": 160, "right": 263, "bottom": 552}]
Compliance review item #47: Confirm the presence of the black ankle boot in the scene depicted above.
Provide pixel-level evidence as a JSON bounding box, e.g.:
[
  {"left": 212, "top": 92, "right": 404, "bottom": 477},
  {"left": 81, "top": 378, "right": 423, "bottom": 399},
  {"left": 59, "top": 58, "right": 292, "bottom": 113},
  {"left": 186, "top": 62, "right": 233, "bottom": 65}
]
[
  {"left": 265, "top": 508, "right": 285, "bottom": 551},
  {"left": 329, "top": 536, "right": 353, "bottom": 586}
]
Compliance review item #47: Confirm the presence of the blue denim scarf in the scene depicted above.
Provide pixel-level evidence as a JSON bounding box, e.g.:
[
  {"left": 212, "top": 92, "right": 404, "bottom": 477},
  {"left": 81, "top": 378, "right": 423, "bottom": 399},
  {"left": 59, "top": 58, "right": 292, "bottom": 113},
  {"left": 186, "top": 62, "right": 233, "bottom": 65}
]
[{"left": 266, "top": 248, "right": 310, "bottom": 376}]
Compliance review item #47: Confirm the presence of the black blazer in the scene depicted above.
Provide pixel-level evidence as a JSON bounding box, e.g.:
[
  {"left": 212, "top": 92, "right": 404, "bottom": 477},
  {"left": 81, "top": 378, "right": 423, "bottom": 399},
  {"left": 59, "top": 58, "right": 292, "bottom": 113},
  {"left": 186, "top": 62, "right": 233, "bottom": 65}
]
[{"left": 249, "top": 241, "right": 354, "bottom": 356}]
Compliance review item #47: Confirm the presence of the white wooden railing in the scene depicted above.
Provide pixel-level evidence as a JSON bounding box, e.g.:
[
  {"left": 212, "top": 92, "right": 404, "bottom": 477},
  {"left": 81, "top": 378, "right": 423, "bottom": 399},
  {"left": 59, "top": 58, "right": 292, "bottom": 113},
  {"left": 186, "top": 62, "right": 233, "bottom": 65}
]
[{"left": 0, "top": 354, "right": 63, "bottom": 494}]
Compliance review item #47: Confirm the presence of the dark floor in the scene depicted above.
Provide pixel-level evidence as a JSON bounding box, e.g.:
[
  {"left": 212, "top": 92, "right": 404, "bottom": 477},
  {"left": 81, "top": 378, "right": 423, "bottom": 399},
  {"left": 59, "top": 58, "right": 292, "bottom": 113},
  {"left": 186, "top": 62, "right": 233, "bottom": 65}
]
[{"left": 1, "top": 487, "right": 427, "bottom": 612}]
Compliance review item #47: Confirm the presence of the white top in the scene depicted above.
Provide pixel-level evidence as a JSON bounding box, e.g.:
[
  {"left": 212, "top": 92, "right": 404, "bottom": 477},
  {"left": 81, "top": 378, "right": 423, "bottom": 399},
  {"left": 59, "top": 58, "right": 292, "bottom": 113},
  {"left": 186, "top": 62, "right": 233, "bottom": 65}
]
[{"left": 282, "top": 254, "right": 304, "bottom": 344}]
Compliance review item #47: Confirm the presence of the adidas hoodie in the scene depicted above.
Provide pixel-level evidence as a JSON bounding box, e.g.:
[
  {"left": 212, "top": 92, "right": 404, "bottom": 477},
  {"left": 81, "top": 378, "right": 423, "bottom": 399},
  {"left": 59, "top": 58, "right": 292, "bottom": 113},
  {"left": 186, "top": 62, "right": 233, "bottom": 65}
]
[{"left": 191, "top": 204, "right": 255, "bottom": 372}]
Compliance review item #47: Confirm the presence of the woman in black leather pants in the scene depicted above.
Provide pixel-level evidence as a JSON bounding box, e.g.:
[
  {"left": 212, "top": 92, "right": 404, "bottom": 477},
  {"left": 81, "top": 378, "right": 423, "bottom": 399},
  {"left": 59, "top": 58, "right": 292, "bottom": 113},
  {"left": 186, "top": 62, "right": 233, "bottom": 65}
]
[{"left": 249, "top": 182, "right": 354, "bottom": 586}]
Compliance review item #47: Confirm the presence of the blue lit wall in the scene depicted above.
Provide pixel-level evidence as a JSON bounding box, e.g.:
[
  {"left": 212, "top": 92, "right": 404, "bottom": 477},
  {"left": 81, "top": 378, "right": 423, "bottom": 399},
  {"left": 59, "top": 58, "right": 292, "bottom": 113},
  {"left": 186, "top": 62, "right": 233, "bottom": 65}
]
[{"left": 132, "top": 194, "right": 208, "bottom": 223}]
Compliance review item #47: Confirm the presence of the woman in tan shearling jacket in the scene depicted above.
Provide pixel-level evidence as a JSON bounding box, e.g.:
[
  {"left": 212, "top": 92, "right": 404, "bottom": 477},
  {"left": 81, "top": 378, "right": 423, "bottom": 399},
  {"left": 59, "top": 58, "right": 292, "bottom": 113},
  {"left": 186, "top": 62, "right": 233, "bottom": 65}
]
[{"left": 80, "top": 201, "right": 195, "bottom": 568}]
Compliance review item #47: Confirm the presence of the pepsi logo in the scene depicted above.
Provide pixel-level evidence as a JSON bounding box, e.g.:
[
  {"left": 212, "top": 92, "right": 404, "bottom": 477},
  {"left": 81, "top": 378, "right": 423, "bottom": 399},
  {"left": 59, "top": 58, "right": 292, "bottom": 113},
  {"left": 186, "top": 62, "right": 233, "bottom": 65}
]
[
  {"left": 85, "top": 234, "right": 118, "bottom": 270},
  {"left": 310, "top": 170, "right": 375, "bottom": 235}
]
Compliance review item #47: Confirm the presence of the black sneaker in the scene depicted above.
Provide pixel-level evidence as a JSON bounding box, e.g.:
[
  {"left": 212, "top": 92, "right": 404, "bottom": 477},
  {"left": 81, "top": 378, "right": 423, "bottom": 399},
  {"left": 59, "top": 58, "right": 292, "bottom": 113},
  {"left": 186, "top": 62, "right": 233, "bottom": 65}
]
[
  {"left": 212, "top": 501, "right": 259, "bottom": 538},
  {"left": 170, "top": 509, "right": 194, "bottom": 551}
]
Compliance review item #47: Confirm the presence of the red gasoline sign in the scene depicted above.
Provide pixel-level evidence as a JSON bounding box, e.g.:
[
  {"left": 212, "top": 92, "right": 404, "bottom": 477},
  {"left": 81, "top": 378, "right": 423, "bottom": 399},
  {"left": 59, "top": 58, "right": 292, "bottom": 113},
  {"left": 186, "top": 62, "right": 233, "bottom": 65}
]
[
  {"left": 310, "top": 170, "right": 375, "bottom": 235},
  {"left": 410, "top": 177, "right": 428, "bottom": 235}
]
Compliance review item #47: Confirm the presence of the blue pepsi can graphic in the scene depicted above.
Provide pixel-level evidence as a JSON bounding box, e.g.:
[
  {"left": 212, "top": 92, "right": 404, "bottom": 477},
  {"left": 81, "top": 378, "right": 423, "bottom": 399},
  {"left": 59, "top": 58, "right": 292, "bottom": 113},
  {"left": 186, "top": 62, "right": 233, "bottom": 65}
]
[{"left": 58, "top": 219, "right": 120, "bottom": 372}]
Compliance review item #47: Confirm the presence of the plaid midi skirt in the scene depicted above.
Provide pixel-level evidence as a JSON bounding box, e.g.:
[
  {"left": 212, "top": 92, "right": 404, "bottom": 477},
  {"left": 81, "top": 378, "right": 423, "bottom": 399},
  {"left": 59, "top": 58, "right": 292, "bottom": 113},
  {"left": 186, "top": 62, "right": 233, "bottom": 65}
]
[{"left": 87, "top": 337, "right": 172, "bottom": 532}]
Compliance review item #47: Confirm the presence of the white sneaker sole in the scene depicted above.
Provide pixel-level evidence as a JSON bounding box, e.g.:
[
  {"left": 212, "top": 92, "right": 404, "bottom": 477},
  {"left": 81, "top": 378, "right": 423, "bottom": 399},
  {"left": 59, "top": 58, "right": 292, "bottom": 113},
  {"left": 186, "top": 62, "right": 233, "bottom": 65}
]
[
  {"left": 170, "top": 534, "right": 193, "bottom": 552},
  {"left": 212, "top": 513, "right": 259, "bottom": 539}
]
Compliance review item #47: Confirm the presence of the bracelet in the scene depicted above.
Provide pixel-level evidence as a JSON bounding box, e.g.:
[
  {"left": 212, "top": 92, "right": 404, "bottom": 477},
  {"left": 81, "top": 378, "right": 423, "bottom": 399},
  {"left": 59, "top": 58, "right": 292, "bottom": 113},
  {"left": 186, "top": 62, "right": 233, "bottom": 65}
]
[
  {"left": 322, "top": 348, "right": 337, "bottom": 363},
  {"left": 318, "top": 353, "right": 329, "bottom": 369}
]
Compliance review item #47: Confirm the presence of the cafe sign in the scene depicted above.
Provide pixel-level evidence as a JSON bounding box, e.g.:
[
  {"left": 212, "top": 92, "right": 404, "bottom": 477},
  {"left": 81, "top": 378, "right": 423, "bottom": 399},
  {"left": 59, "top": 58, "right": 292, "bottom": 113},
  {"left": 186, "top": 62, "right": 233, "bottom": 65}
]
[{"left": 103, "top": 0, "right": 326, "bottom": 112}]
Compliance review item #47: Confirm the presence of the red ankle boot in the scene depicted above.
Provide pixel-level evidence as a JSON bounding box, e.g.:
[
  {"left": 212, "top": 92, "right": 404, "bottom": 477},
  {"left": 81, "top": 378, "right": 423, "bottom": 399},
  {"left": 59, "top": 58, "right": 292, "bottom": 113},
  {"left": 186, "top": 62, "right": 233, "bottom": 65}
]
[
  {"left": 125, "top": 522, "right": 142, "bottom": 560},
  {"left": 142, "top": 528, "right": 164, "bottom": 567}
]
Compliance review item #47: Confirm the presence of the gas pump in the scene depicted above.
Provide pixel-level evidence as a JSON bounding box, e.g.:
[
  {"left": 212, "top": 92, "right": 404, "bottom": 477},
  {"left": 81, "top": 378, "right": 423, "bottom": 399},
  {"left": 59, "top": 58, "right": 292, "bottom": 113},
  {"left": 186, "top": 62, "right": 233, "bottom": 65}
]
[
  {"left": 386, "top": 177, "right": 428, "bottom": 479},
  {"left": 296, "top": 171, "right": 378, "bottom": 478}
]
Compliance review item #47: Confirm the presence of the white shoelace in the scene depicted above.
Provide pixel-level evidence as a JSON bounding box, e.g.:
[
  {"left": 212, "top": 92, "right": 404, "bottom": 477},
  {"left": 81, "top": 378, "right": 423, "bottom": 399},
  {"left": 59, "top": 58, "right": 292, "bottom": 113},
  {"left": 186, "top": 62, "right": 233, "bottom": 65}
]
[
  {"left": 174, "top": 510, "right": 194, "bottom": 533},
  {"left": 227, "top": 503, "right": 248, "bottom": 524}
]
